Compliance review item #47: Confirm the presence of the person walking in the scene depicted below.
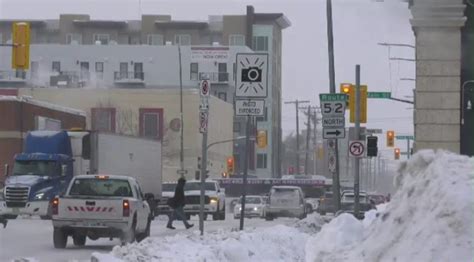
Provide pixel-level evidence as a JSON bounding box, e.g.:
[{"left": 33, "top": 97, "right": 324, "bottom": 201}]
[{"left": 167, "top": 177, "right": 193, "bottom": 230}]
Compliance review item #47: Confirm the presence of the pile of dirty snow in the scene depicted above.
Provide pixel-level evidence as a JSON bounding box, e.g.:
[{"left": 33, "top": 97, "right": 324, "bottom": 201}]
[
  {"left": 92, "top": 225, "right": 311, "bottom": 262},
  {"left": 306, "top": 150, "right": 474, "bottom": 262}
]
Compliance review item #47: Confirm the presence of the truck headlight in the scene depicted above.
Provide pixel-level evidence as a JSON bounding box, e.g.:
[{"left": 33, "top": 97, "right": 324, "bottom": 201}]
[
  {"left": 33, "top": 186, "right": 54, "bottom": 201},
  {"left": 210, "top": 198, "right": 218, "bottom": 204},
  {"left": 253, "top": 207, "right": 258, "bottom": 211},
  {"left": 34, "top": 192, "right": 45, "bottom": 200}
]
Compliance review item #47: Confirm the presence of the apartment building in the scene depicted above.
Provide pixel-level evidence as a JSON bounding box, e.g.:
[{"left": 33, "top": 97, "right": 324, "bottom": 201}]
[{"left": 0, "top": 5, "right": 290, "bottom": 178}]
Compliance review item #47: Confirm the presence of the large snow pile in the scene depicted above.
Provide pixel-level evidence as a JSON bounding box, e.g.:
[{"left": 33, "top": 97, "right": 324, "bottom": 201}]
[
  {"left": 93, "top": 225, "right": 311, "bottom": 262},
  {"left": 306, "top": 150, "right": 474, "bottom": 262}
]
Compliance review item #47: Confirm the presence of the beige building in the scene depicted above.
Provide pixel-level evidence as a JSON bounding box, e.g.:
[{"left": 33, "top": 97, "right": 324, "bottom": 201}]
[
  {"left": 0, "top": 6, "right": 290, "bottom": 178},
  {"left": 18, "top": 88, "right": 234, "bottom": 182}
]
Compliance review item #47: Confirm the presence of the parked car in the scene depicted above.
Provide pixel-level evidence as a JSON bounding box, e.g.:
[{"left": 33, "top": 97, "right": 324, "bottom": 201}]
[
  {"left": 317, "top": 191, "right": 334, "bottom": 215},
  {"left": 264, "top": 186, "right": 306, "bottom": 220},
  {"left": 335, "top": 201, "right": 374, "bottom": 220},
  {"left": 233, "top": 195, "right": 266, "bottom": 219},
  {"left": 341, "top": 191, "right": 368, "bottom": 204},
  {"left": 368, "top": 194, "right": 386, "bottom": 205},
  {"left": 52, "top": 175, "right": 152, "bottom": 248}
]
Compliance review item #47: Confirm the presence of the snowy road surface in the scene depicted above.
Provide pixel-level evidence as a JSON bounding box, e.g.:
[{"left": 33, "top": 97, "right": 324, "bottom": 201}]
[{"left": 0, "top": 214, "right": 300, "bottom": 262}]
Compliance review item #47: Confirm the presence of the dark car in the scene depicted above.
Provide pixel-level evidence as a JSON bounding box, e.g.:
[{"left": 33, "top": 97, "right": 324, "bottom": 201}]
[
  {"left": 368, "top": 194, "right": 386, "bottom": 205},
  {"left": 335, "top": 202, "right": 374, "bottom": 220},
  {"left": 317, "top": 191, "right": 334, "bottom": 215}
]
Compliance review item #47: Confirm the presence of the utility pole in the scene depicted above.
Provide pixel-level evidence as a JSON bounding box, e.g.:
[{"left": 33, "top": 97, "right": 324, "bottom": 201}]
[
  {"left": 178, "top": 45, "right": 185, "bottom": 178},
  {"left": 304, "top": 107, "right": 311, "bottom": 175},
  {"left": 285, "top": 100, "right": 310, "bottom": 174},
  {"left": 312, "top": 108, "right": 319, "bottom": 175},
  {"left": 326, "top": 0, "right": 341, "bottom": 211}
]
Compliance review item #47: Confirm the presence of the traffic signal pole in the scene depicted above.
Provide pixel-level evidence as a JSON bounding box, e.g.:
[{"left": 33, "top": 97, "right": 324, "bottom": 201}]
[{"left": 354, "top": 65, "right": 361, "bottom": 216}]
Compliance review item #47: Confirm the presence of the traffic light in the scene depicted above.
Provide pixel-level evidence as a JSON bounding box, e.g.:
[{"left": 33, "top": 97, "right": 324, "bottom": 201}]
[
  {"left": 387, "top": 130, "right": 395, "bottom": 147},
  {"left": 11, "top": 22, "right": 30, "bottom": 70},
  {"left": 394, "top": 148, "right": 401, "bottom": 160},
  {"left": 257, "top": 130, "right": 267, "bottom": 148},
  {"left": 367, "top": 136, "right": 378, "bottom": 157},
  {"left": 340, "top": 83, "right": 352, "bottom": 108},
  {"left": 226, "top": 156, "right": 235, "bottom": 174}
]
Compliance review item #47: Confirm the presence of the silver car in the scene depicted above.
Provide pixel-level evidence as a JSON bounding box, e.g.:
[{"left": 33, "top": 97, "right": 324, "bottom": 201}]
[{"left": 264, "top": 186, "right": 307, "bottom": 220}]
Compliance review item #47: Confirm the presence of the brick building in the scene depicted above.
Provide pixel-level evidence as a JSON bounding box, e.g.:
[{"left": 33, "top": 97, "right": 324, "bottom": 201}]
[{"left": 0, "top": 90, "right": 86, "bottom": 183}]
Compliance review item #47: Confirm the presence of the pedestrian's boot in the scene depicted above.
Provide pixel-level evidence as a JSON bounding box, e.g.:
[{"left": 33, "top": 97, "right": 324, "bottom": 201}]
[
  {"left": 185, "top": 224, "right": 194, "bottom": 229},
  {"left": 166, "top": 224, "right": 176, "bottom": 230}
]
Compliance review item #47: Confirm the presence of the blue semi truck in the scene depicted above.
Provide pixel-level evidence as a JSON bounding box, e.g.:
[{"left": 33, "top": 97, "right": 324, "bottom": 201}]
[{"left": 0, "top": 130, "right": 162, "bottom": 219}]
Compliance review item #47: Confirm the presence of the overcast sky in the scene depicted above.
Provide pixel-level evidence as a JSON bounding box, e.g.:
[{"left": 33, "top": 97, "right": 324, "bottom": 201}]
[{"left": 0, "top": 0, "right": 414, "bottom": 157}]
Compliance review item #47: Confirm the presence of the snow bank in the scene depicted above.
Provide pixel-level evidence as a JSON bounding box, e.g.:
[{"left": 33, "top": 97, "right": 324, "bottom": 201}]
[
  {"left": 293, "top": 213, "right": 326, "bottom": 233},
  {"left": 92, "top": 225, "right": 311, "bottom": 262},
  {"left": 306, "top": 150, "right": 474, "bottom": 262}
]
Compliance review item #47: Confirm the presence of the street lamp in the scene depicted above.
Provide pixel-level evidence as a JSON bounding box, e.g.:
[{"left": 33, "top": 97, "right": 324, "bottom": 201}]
[
  {"left": 206, "top": 136, "right": 247, "bottom": 152},
  {"left": 461, "top": 80, "right": 474, "bottom": 125},
  {"left": 377, "top": 42, "right": 415, "bottom": 49}
]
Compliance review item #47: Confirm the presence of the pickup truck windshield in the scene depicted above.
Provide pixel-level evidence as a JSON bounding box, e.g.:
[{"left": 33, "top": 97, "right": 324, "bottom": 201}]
[
  {"left": 69, "top": 178, "right": 133, "bottom": 197},
  {"left": 12, "top": 160, "right": 58, "bottom": 176},
  {"left": 185, "top": 182, "right": 216, "bottom": 191}
]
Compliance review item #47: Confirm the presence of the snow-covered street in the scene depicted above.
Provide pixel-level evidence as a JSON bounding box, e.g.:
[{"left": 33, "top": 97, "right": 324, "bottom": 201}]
[
  {"left": 1, "top": 150, "right": 473, "bottom": 262},
  {"left": 0, "top": 213, "right": 316, "bottom": 262}
]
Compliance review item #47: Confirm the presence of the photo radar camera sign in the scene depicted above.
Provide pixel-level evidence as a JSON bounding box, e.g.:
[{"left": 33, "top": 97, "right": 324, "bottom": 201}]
[{"left": 236, "top": 53, "right": 268, "bottom": 98}]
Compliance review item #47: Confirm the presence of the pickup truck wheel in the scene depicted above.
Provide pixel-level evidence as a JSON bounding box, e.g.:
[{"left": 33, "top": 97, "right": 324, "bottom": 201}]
[
  {"left": 122, "top": 218, "right": 136, "bottom": 244},
  {"left": 73, "top": 234, "right": 86, "bottom": 246},
  {"left": 220, "top": 205, "right": 226, "bottom": 220},
  {"left": 53, "top": 227, "right": 68, "bottom": 249},
  {"left": 136, "top": 218, "right": 151, "bottom": 243}
]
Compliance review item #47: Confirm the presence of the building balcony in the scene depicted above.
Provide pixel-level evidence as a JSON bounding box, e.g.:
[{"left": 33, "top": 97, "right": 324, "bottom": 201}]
[
  {"left": 114, "top": 71, "right": 145, "bottom": 84},
  {"left": 198, "top": 72, "right": 229, "bottom": 83},
  {"left": 49, "top": 71, "right": 89, "bottom": 88}
]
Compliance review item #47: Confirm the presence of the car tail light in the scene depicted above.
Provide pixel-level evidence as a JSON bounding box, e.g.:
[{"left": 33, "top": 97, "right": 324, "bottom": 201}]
[
  {"left": 52, "top": 197, "right": 59, "bottom": 215},
  {"left": 123, "top": 199, "right": 130, "bottom": 217}
]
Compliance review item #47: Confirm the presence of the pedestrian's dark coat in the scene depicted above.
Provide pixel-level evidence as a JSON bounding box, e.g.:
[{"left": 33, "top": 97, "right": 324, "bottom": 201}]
[{"left": 172, "top": 178, "right": 186, "bottom": 208}]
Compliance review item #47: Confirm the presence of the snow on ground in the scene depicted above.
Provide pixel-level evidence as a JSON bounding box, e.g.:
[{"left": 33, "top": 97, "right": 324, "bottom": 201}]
[
  {"left": 92, "top": 215, "right": 326, "bottom": 262},
  {"left": 306, "top": 150, "right": 474, "bottom": 262}
]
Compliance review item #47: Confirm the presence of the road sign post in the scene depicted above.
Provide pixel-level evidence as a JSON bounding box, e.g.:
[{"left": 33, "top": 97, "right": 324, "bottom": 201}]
[
  {"left": 199, "top": 79, "right": 210, "bottom": 236},
  {"left": 235, "top": 53, "right": 268, "bottom": 231}
]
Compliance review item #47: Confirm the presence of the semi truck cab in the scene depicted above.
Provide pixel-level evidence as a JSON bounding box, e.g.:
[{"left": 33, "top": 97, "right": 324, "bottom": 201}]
[{"left": 0, "top": 130, "right": 89, "bottom": 219}]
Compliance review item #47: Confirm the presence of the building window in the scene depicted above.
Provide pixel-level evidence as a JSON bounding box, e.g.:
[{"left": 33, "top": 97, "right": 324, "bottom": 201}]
[
  {"left": 233, "top": 122, "right": 241, "bottom": 133},
  {"left": 252, "top": 36, "right": 269, "bottom": 51},
  {"left": 233, "top": 63, "right": 236, "bottom": 81},
  {"left": 256, "top": 107, "right": 268, "bottom": 122},
  {"left": 93, "top": 34, "right": 110, "bottom": 45},
  {"left": 175, "top": 34, "right": 191, "bottom": 46},
  {"left": 91, "top": 108, "right": 116, "bottom": 133},
  {"left": 95, "top": 62, "right": 104, "bottom": 79},
  {"left": 147, "top": 34, "right": 164, "bottom": 45},
  {"left": 229, "top": 34, "right": 245, "bottom": 46},
  {"left": 257, "top": 153, "right": 267, "bottom": 169},
  {"left": 218, "top": 63, "right": 228, "bottom": 82},
  {"left": 0, "top": 33, "right": 3, "bottom": 44},
  {"left": 139, "top": 108, "right": 164, "bottom": 140},
  {"left": 134, "top": 62, "right": 144, "bottom": 80},
  {"left": 66, "top": 33, "right": 82, "bottom": 44},
  {"left": 190, "top": 63, "right": 198, "bottom": 80},
  {"left": 218, "top": 92, "right": 227, "bottom": 101},
  {"left": 52, "top": 61, "right": 61, "bottom": 73}
]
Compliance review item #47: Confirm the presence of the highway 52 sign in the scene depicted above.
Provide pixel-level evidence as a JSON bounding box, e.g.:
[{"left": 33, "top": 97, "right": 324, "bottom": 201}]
[
  {"left": 319, "top": 94, "right": 347, "bottom": 117},
  {"left": 320, "top": 93, "right": 347, "bottom": 139},
  {"left": 235, "top": 53, "right": 268, "bottom": 98}
]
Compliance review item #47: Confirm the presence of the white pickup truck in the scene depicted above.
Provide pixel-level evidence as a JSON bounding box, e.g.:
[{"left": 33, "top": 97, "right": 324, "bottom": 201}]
[
  {"left": 156, "top": 180, "right": 226, "bottom": 220},
  {"left": 51, "top": 175, "right": 151, "bottom": 248}
]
